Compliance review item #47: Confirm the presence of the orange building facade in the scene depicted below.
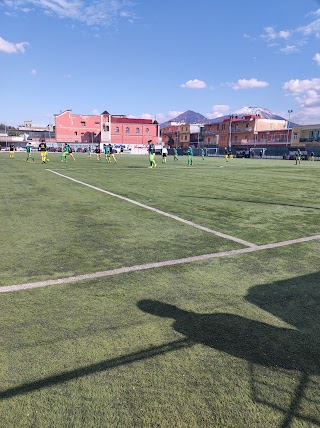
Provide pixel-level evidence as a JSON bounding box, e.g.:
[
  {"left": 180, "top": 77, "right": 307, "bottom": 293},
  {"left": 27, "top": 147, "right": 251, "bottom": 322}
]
[
  {"left": 54, "top": 110, "right": 159, "bottom": 149},
  {"left": 203, "top": 115, "right": 290, "bottom": 147}
]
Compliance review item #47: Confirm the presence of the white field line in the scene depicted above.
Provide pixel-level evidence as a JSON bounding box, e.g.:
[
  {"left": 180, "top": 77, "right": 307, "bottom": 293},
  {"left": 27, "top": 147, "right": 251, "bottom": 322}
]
[
  {"left": 46, "top": 169, "right": 256, "bottom": 248},
  {"left": 1, "top": 234, "right": 320, "bottom": 293}
]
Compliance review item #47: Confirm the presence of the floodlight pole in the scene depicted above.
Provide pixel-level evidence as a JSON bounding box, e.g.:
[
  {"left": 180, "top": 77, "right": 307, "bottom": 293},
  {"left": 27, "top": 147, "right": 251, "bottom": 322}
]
[
  {"left": 228, "top": 115, "right": 233, "bottom": 150},
  {"left": 287, "top": 110, "right": 293, "bottom": 145}
]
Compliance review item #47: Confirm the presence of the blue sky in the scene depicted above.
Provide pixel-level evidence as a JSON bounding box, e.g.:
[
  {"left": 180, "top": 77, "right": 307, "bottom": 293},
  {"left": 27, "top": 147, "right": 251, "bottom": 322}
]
[{"left": 1, "top": 0, "right": 320, "bottom": 127}]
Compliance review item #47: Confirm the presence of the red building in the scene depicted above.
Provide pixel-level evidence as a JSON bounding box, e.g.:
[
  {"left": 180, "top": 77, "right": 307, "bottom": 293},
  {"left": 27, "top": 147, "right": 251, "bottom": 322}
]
[{"left": 54, "top": 110, "right": 159, "bottom": 150}]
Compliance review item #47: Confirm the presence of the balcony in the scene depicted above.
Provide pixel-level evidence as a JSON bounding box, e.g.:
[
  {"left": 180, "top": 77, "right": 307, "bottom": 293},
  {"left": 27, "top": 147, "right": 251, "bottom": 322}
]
[
  {"left": 203, "top": 130, "right": 219, "bottom": 136},
  {"left": 231, "top": 127, "right": 252, "bottom": 133}
]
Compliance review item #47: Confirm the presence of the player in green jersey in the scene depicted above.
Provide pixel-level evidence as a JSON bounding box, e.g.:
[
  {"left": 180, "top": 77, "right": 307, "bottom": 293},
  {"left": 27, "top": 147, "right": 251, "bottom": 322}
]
[
  {"left": 61, "top": 143, "right": 70, "bottom": 162},
  {"left": 148, "top": 140, "right": 156, "bottom": 168},
  {"left": 25, "top": 142, "right": 34, "bottom": 161},
  {"left": 187, "top": 145, "right": 193, "bottom": 166}
]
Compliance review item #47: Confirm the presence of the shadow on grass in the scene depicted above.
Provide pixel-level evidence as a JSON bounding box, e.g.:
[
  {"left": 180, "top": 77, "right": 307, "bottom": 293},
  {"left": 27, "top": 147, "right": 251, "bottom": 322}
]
[
  {"left": 0, "top": 338, "right": 193, "bottom": 400},
  {"left": 185, "top": 195, "right": 320, "bottom": 211},
  {"left": 1, "top": 272, "right": 319, "bottom": 427},
  {"left": 137, "top": 271, "right": 320, "bottom": 427},
  {"left": 246, "top": 271, "right": 320, "bottom": 428}
]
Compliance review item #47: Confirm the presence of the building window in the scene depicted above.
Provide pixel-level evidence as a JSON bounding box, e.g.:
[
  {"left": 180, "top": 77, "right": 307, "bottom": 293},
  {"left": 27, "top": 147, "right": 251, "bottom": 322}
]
[
  {"left": 81, "top": 121, "right": 86, "bottom": 126},
  {"left": 74, "top": 131, "right": 78, "bottom": 136},
  {"left": 136, "top": 128, "right": 140, "bottom": 134},
  {"left": 293, "top": 133, "right": 298, "bottom": 140},
  {"left": 146, "top": 128, "right": 149, "bottom": 134},
  {"left": 126, "top": 127, "right": 130, "bottom": 134},
  {"left": 115, "top": 127, "right": 119, "bottom": 133},
  {"left": 95, "top": 122, "right": 100, "bottom": 125}
]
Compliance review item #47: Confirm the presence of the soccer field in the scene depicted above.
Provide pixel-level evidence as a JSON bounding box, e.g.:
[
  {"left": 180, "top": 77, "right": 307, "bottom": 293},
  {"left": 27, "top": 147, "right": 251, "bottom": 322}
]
[{"left": 1, "top": 151, "right": 320, "bottom": 427}]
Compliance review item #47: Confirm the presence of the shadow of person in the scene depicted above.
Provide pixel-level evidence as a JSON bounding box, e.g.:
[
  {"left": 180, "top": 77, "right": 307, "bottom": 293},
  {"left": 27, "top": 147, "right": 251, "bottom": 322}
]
[
  {"left": 137, "top": 299, "right": 320, "bottom": 374},
  {"left": 246, "top": 271, "right": 320, "bottom": 338}
]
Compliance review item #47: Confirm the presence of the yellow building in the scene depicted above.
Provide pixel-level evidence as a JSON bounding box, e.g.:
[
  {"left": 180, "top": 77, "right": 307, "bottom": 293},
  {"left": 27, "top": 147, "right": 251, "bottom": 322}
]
[{"left": 291, "top": 124, "right": 320, "bottom": 146}]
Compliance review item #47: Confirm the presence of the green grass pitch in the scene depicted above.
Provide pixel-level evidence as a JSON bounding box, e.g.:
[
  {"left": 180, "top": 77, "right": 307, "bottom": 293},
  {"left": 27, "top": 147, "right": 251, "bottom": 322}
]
[{"left": 0, "top": 151, "right": 320, "bottom": 427}]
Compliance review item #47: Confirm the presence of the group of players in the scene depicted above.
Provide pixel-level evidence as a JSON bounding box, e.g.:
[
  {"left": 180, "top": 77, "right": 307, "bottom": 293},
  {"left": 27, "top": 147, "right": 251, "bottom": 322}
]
[
  {"left": 7, "top": 140, "right": 206, "bottom": 168},
  {"left": 8, "top": 141, "right": 50, "bottom": 163},
  {"left": 148, "top": 141, "right": 205, "bottom": 168},
  {"left": 89, "top": 143, "right": 120, "bottom": 162}
]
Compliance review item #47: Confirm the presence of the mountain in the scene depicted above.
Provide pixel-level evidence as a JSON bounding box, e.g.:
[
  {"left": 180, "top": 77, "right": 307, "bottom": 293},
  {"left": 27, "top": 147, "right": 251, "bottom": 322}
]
[
  {"left": 233, "top": 106, "right": 285, "bottom": 120},
  {"left": 160, "top": 110, "right": 209, "bottom": 128},
  {"left": 160, "top": 106, "right": 299, "bottom": 127}
]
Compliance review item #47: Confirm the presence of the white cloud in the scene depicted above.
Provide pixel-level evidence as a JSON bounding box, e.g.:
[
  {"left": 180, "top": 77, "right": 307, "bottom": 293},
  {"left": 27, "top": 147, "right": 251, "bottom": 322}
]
[
  {"left": 0, "top": 36, "right": 29, "bottom": 53},
  {"left": 153, "top": 111, "right": 183, "bottom": 123},
  {"left": 283, "top": 78, "right": 320, "bottom": 123},
  {"left": 260, "top": 11, "right": 320, "bottom": 54},
  {"left": 297, "top": 14, "right": 320, "bottom": 37},
  {"left": 261, "top": 26, "right": 290, "bottom": 41},
  {"left": 313, "top": 52, "right": 320, "bottom": 64},
  {"left": 229, "top": 78, "right": 269, "bottom": 90},
  {"left": 280, "top": 44, "right": 299, "bottom": 54},
  {"left": 2, "top": 0, "right": 137, "bottom": 27},
  {"left": 30, "top": 68, "right": 37, "bottom": 75},
  {"left": 180, "top": 79, "right": 207, "bottom": 89},
  {"left": 205, "top": 104, "right": 230, "bottom": 119},
  {"left": 125, "top": 111, "right": 182, "bottom": 124},
  {"left": 283, "top": 78, "right": 320, "bottom": 95}
]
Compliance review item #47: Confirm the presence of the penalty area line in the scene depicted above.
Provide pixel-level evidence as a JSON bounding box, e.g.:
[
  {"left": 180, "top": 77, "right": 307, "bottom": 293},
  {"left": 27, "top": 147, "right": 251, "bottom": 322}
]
[
  {"left": 1, "top": 234, "right": 319, "bottom": 293},
  {"left": 46, "top": 169, "right": 256, "bottom": 248}
]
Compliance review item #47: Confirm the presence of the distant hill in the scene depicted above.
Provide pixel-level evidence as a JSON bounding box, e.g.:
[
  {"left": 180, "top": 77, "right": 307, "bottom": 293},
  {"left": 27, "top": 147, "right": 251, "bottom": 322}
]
[
  {"left": 160, "top": 106, "right": 299, "bottom": 128},
  {"left": 160, "top": 110, "right": 209, "bottom": 128}
]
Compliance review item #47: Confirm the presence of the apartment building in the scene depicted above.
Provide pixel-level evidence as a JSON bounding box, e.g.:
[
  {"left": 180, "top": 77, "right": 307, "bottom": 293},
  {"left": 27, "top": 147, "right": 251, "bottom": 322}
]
[
  {"left": 291, "top": 124, "right": 320, "bottom": 146},
  {"left": 161, "top": 122, "right": 204, "bottom": 148},
  {"left": 54, "top": 110, "right": 159, "bottom": 148},
  {"left": 203, "top": 115, "right": 289, "bottom": 147}
]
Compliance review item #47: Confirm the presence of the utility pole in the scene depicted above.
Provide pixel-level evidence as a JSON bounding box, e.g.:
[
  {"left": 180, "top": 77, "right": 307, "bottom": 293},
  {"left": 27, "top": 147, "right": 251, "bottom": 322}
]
[
  {"left": 287, "top": 110, "right": 293, "bottom": 145},
  {"left": 228, "top": 115, "right": 233, "bottom": 150}
]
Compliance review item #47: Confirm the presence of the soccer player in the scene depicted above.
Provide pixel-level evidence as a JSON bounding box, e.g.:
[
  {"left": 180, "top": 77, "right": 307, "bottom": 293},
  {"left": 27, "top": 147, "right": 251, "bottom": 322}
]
[
  {"left": 187, "top": 145, "right": 193, "bottom": 166},
  {"left": 161, "top": 145, "right": 168, "bottom": 163},
  {"left": 94, "top": 145, "right": 101, "bottom": 161},
  {"left": 9, "top": 144, "right": 15, "bottom": 159},
  {"left": 201, "top": 148, "right": 205, "bottom": 160},
  {"left": 224, "top": 148, "right": 229, "bottom": 162},
  {"left": 173, "top": 147, "right": 178, "bottom": 161},
  {"left": 310, "top": 151, "right": 315, "bottom": 161},
  {"left": 25, "top": 142, "right": 34, "bottom": 161},
  {"left": 148, "top": 140, "right": 156, "bottom": 168},
  {"left": 295, "top": 149, "right": 301, "bottom": 165},
  {"left": 68, "top": 145, "right": 76, "bottom": 161},
  {"left": 38, "top": 141, "right": 48, "bottom": 163},
  {"left": 103, "top": 144, "right": 109, "bottom": 161},
  {"left": 108, "top": 144, "right": 117, "bottom": 163},
  {"left": 120, "top": 146, "right": 124, "bottom": 157},
  {"left": 61, "top": 143, "right": 70, "bottom": 162}
]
